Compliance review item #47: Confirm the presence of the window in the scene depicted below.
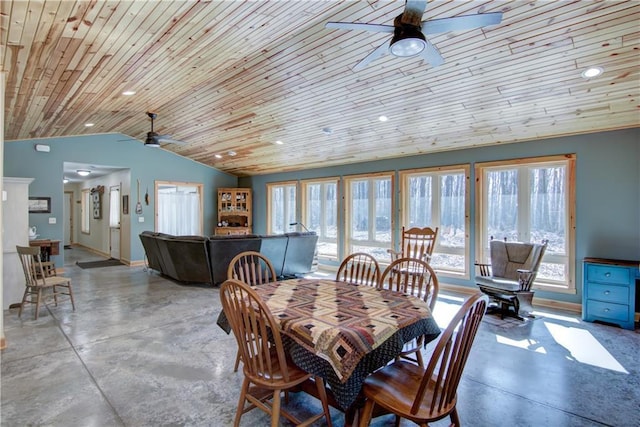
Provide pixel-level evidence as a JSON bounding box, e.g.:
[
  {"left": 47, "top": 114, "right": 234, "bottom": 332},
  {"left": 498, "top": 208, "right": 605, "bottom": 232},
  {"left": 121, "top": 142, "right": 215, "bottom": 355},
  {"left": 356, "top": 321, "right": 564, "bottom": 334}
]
[
  {"left": 344, "top": 173, "right": 393, "bottom": 261},
  {"left": 155, "top": 181, "right": 203, "bottom": 235},
  {"left": 301, "top": 178, "right": 339, "bottom": 261},
  {"left": 476, "top": 155, "right": 576, "bottom": 291},
  {"left": 400, "top": 165, "right": 470, "bottom": 276},
  {"left": 267, "top": 182, "right": 297, "bottom": 234},
  {"left": 81, "top": 189, "right": 90, "bottom": 234},
  {"left": 109, "top": 186, "right": 120, "bottom": 228}
]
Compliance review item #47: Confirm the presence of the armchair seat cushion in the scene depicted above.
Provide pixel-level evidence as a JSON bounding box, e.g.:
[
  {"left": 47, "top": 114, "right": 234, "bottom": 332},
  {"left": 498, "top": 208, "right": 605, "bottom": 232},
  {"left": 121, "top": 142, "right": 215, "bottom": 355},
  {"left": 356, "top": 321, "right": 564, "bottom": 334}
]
[{"left": 475, "top": 276, "right": 521, "bottom": 292}]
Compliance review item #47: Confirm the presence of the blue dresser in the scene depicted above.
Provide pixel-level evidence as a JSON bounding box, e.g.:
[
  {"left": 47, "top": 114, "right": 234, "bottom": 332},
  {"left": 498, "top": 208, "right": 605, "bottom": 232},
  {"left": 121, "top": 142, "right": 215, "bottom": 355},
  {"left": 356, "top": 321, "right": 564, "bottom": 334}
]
[{"left": 582, "top": 258, "right": 639, "bottom": 330}]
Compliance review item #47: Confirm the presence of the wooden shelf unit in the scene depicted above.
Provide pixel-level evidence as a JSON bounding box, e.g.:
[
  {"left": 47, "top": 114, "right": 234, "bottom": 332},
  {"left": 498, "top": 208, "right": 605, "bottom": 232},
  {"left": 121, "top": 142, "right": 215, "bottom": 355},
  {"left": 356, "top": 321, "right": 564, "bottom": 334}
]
[{"left": 216, "top": 188, "right": 252, "bottom": 235}]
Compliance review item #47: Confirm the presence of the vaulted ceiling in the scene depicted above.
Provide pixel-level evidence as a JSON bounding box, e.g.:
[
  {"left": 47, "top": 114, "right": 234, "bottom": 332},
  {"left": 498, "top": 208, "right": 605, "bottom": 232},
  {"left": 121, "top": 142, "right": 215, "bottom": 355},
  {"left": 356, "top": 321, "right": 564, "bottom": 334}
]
[{"left": 2, "top": 1, "right": 639, "bottom": 177}]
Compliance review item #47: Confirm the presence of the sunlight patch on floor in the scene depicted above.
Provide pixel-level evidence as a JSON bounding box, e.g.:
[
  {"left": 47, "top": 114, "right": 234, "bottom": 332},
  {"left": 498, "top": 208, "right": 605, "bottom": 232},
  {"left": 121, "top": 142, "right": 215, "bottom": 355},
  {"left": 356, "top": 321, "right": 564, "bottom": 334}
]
[
  {"left": 495, "top": 335, "right": 547, "bottom": 353},
  {"left": 530, "top": 310, "right": 580, "bottom": 323},
  {"left": 544, "top": 322, "right": 629, "bottom": 373}
]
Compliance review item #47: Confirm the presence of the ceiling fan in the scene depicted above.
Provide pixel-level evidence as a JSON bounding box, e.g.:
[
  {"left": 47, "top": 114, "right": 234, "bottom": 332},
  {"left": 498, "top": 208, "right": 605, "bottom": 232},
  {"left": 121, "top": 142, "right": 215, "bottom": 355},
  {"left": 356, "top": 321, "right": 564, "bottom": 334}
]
[
  {"left": 143, "top": 112, "right": 188, "bottom": 147},
  {"left": 326, "top": 0, "right": 503, "bottom": 71}
]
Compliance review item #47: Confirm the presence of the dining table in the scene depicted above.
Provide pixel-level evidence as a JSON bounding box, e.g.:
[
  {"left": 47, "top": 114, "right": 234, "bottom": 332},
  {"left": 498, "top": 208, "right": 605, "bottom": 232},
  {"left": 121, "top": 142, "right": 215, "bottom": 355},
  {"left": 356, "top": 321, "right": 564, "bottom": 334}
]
[{"left": 216, "top": 277, "right": 441, "bottom": 421}]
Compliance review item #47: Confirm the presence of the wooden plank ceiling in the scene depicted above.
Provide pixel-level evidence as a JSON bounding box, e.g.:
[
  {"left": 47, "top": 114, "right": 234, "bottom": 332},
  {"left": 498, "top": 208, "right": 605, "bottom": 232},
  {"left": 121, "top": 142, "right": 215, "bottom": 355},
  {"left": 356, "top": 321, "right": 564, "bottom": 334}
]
[{"left": 2, "top": 0, "right": 639, "bottom": 177}]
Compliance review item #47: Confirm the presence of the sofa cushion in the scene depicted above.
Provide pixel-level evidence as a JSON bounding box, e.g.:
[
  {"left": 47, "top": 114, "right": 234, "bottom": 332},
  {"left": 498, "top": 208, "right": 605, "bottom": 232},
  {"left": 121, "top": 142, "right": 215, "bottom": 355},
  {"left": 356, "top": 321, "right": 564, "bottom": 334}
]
[
  {"left": 259, "top": 234, "right": 289, "bottom": 277},
  {"left": 207, "top": 236, "right": 262, "bottom": 284}
]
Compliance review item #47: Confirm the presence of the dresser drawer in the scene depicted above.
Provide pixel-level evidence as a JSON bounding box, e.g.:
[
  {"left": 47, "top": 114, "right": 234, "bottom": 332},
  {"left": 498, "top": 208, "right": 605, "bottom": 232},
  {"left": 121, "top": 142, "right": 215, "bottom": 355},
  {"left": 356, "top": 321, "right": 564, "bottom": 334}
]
[
  {"left": 586, "top": 264, "right": 632, "bottom": 285},
  {"left": 585, "top": 281, "right": 630, "bottom": 304},
  {"left": 585, "top": 300, "right": 630, "bottom": 323}
]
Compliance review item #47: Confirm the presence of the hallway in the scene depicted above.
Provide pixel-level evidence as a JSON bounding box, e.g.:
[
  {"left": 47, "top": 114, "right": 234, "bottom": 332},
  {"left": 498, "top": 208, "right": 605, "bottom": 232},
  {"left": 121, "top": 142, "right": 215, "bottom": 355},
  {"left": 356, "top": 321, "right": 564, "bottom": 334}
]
[{"left": 1, "top": 246, "right": 638, "bottom": 426}]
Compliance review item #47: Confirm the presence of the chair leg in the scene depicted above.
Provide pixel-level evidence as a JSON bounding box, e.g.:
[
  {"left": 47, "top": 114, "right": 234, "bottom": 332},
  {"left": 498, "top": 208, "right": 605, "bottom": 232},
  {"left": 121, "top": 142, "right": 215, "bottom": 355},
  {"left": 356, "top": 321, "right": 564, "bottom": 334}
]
[
  {"left": 67, "top": 282, "right": 76, "bottom": 310},
  {"left": 34, "top": 288, "right": 43, "bottom": 320},
  {"left": 18, "top": 287, "right": 29, "bottom": 318},
  {"left": 358, "top": 399, "right": 375, "bottom": 427},
  {"left": 234, "top": 377, "right": 250, "bottom": 427},
  {"left": 270, "top": 390, "right": 281, "bottom": 427},
  {"left": 314, "top": 377, "right": 333, "bottom": 427},
  {"left": 450, "top": 406, "right": 461, "bottom": 427}
]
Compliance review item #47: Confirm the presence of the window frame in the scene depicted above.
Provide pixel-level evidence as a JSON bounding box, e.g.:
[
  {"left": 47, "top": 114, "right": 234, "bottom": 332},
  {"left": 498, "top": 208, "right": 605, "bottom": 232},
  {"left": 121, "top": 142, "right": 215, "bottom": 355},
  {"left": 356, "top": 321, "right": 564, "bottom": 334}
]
[
  {"left": 399, "top": 164, "right": 471, "bottom": 278},
  {"left": 475, "top": 154, "right": 576, "bottom": 293},
  {"left": 266, "top": 181, "right": 298, "bottom": 235},
  {"left": 301, "top": 177, "right": 340, "bottom": 262},
  {"left": 154, "top": 180, "right": 204, "bottom": 235},
  {"left": 343, "top": 171, "right": 394, "bottom": 262}
]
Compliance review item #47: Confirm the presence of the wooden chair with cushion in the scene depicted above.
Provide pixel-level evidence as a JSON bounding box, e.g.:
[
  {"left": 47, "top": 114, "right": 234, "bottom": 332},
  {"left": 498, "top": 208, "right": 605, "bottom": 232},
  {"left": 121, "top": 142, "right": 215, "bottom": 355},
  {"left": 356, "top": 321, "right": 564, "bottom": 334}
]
[
  {"left": 388, "top": 226, "right": 439, "bottom": 263},
  {"left": 336, "top": 252, "right": 381, "bottom": 286},
  {"left": 475, "top": 239, "right": 548, "bottom": 320},
  {"left": 358, "top": 293, "right": 489, "bottom": 427},
  {"left": 379, "top": 257, "right": 439, "bottom": 367},
  {"left": 16, "top": 245, "right": 75, "bottom": 320},
  {"left": 227, "top": 250, "right": 278, "bottom": 372},
  {"left": 220, "top": 279, "right": 333, "bottom": 427}
]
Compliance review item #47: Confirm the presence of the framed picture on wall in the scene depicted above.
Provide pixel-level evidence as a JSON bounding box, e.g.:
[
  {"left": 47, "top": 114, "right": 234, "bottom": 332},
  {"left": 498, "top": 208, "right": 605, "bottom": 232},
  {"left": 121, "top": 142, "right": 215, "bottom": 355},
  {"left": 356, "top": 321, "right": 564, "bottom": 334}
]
[{"left": 28, "top": 197, "right": 51, "bottom": 213}]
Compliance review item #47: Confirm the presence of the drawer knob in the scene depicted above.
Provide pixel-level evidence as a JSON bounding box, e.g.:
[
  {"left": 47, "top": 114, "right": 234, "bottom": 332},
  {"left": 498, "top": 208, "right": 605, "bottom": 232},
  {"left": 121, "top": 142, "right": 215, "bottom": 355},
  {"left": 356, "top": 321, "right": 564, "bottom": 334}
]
[
  {"left": 604, "top": 291, "right": 610, "bottom": 295},
  {"left": 605, "top": 272, "right": 611, "bottom": 277},
  {"left": 604, "top": 308, "right": 610, "bottom": 312}
]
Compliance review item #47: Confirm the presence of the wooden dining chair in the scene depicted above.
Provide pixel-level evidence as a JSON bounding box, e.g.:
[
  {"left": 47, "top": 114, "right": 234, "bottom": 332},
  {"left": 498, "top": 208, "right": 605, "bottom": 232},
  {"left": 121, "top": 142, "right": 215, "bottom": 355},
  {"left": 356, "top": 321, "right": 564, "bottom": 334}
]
[
  {"left": 336, "top": 252, "right": 381, "bottom": 286},
  {"left": 227, "top": 251, "right": 278, "bottom": 372},
  {"left": 358, "top": 293, "right": 489, "bottom": 427},
  {"left": 387, "top": 226, "right": 439, "bottom": 263},
  {"left": 220, "top": 279, "right": 333, "bottom": 427},
  {"left": 379, "top": 257, "right": 439, "bottom": 366},
  {"left": 16, "top": 245, "right": 75, "bottom": 320},
  {"left": 227, "top": 250, "right": 277, "bottom": 286}
]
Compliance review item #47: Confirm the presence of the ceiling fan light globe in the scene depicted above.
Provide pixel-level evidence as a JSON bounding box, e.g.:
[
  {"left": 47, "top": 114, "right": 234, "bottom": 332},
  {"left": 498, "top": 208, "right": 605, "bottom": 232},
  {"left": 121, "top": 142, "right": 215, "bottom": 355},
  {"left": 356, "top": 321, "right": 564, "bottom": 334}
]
[
  {"left": 390, "top": 38, "right": 426, "bottom": 56},
  {"left": 390, "top": 27, "right": 427, "bottom": 57},
  {"left": 145, "top": 138, "right": 160, "bottom": 148}
]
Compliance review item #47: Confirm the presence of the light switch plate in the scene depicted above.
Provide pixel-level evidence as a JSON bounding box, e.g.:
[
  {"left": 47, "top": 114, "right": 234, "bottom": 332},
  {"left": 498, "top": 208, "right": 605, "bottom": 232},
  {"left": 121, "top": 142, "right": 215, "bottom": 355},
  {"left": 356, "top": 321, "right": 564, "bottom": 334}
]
[
  {"left": 138, "top": 217, "right": 144, "bottom": 223},
  {"left": 48, "top": 217, "right": 56, "bottom": 224}
]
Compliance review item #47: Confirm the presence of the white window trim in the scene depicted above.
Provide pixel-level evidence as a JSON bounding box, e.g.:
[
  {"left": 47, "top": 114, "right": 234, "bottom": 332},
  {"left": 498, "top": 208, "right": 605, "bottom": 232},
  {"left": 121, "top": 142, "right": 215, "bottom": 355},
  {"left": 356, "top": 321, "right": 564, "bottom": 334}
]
[{"left": 475, "top": 154, "right": 576, "bottom": 293}]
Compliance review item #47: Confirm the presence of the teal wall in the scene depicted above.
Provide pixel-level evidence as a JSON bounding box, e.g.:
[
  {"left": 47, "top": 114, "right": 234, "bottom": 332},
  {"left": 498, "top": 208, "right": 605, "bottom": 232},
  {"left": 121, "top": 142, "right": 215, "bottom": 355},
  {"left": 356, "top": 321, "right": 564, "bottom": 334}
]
[
  {"left": 241, "top": 128, "right": 640, "bottom": 305},
  {"left": 4, "top": 133, "right": 237, "bottom": 264}
]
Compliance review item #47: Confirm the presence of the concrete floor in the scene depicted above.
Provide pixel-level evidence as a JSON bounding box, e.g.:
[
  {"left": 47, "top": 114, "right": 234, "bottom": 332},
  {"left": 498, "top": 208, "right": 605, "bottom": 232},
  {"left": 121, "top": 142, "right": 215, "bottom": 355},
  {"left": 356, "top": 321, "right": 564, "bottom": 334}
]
[{"left": 1, "top": 246, "right": 638, "bottom": 427}]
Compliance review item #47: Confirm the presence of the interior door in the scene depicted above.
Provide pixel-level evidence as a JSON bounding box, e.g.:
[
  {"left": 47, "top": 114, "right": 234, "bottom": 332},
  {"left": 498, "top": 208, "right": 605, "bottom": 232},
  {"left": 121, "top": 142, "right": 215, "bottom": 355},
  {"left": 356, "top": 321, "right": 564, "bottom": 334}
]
[{"left": 109, "top": 186, "right": 121, "bottom": 259}]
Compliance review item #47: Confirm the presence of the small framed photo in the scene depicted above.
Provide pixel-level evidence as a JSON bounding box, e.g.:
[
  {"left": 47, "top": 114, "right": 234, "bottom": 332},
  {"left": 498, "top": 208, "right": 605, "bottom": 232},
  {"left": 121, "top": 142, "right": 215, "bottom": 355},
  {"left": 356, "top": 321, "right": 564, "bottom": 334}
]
[{"left": 28, "top": 197, "right": 51, "bottom": 213}]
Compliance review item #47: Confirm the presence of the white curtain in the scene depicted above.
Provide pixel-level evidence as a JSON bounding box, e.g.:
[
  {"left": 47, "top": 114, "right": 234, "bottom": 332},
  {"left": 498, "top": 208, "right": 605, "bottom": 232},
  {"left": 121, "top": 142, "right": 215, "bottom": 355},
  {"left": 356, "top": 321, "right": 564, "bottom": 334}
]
[{"left": 157, "top": 191, "right": 200, "bottom": 235}]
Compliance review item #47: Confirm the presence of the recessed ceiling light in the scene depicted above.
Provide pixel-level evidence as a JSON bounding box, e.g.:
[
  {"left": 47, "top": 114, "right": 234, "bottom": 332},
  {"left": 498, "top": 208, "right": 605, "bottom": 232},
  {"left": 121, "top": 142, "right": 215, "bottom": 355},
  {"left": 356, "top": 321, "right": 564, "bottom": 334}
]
[
  {"left": 214, "top": 154, "right": 222, "bottom": 159},
  {"left": 84, "top": 123, "right": 94, "bottom": 127},
  {"left": 63, "top": 178, "right": 69, "bottom": 184},
  {"left": 275, "top": 140, "right": 284, "bottom": 145},
  {"left": 122, "top": 90, "right": 136, "bottom": 96},
  {"left": 581, "top": 66, "right": 603, "bottom": 79},
  {"left": 378, "top": 115, "right": 388, "bottom": 122},
  {"left": 228, "top": 151, "right": 237, "bottom": 156},
  {"left": 77, "top": 169, "right": 91, "bottom": 176}
]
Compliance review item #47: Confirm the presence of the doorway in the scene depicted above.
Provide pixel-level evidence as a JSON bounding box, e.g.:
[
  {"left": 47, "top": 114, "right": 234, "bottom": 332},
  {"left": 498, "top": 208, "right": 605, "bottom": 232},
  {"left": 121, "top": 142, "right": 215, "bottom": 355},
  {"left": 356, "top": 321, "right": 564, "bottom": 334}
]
[{"left": 109, "top": 185, "right": 121, "bottom": 259}]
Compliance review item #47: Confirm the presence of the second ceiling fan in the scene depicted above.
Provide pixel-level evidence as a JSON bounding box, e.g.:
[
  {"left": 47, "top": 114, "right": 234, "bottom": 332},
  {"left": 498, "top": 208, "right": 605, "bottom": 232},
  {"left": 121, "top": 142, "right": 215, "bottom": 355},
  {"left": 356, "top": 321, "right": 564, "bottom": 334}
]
[{"left": 326, "top": 0, "right": 503, "bottom": 71}]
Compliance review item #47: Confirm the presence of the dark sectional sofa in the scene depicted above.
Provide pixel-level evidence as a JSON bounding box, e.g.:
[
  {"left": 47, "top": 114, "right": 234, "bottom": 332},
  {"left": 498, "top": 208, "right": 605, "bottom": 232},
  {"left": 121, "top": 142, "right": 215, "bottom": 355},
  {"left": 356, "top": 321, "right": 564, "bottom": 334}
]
[{"left": 139, "top": 231, "right": 318, "bottom": 285}]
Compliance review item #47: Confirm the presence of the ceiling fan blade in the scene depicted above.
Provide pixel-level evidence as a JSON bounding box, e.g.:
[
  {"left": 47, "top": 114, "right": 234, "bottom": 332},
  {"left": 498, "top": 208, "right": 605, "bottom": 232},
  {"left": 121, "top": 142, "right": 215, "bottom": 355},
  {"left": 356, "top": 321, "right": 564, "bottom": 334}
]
[
  {"left": 421, "top": 12, "right": 503, "bottom": 34},
  {"left": 353, "top": 41, "right": 390, "bottom": 72},
  {"left": 156, "top": 137, "right": 188, "bottom": 146},
  {"left": 402, "top": 0, "right": 429, "bottom": 26},
  {"left": 326, "top": 22, "right": 394, "bottom": 34},
  {"left": 419, "top": 39, "right": 445, "bottom": 67}
]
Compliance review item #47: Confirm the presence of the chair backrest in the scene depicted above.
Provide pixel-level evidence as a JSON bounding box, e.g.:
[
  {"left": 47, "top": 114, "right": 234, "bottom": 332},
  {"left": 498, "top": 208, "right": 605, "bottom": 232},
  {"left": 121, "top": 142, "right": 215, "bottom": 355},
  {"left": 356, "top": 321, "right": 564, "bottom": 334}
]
[
  {"left": 488, "top": 240, "right": 547, "bottom": 281},
  {"left": 220, "top": 279, "right": 292, "bottom": 384},
  {"left": 400, "top": 227, "right": 439, "bottom": 261},
  {"left": 379, "top": 257, "right": 439, "bottom": 311},
  {"left": 16, "top": 245, "right": 45, "bottom": 287},
  {"left": 411, "top": 292, "right": 488, "bottom": 417},
  {"left": 336, "top": 252, "right": 381, "bottom": 286},
  {"left": 227, "top": 251, "right": 277, "bottom": 285}
]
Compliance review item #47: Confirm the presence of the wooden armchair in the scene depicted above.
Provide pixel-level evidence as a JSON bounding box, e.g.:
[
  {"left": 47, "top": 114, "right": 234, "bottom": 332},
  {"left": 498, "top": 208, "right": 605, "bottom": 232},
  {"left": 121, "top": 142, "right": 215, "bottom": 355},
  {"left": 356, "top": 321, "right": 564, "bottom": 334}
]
[
  {"left": 387, "top": 226, "right": 438, "bottom": 262},
  {"left": 475, "top": 239, "right": 548, "bottom": 320}
]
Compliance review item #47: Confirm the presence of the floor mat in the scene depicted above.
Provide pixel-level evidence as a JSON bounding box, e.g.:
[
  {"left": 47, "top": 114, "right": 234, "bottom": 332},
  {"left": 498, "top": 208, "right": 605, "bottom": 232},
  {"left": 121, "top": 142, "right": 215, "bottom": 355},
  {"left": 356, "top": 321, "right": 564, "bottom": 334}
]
[{"left": 76, "top": 258, "right": 124, "bottom": 269}]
